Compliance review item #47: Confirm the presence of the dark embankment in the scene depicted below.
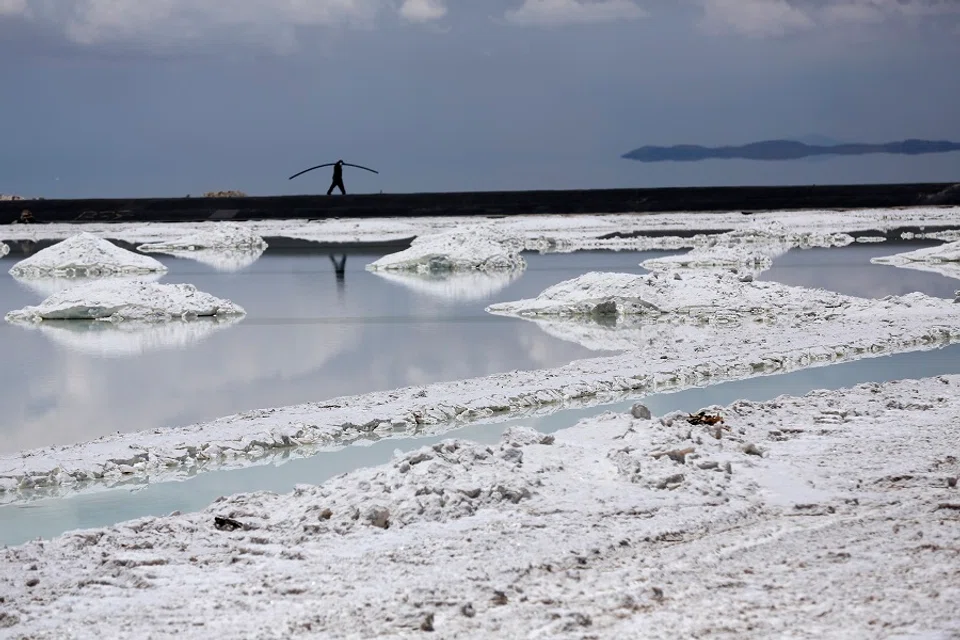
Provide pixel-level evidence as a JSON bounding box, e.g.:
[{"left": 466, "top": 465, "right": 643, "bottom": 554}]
[
  {"left": 2, "top": 183, "right": 959, "bottom": 224},
  {"left": 622, "top": 139, "right": 960, "bottom": 163}
]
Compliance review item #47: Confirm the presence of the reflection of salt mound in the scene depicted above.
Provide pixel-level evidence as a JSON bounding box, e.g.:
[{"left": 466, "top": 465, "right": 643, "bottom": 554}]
[
  {"left": 371, "top": 269, "right": 521, "bottom": 301},
  {"left": 871, "top": 240, "right": 960, "bottom": 281},
  {"left": 19, "top": 315, "right": 244, "bottom": 357},
  {"left": 137, "top": 223, "right": 268, "bottom": 253},
  {"left": 154, "top": 247, "right": 266, "bottom": 272},
  {"left": 8, "top": 232, "right": 167, "bottom": 278},
  {"left": 486, "top": 271, "right": 849, "bottom": 321},
  {"left": 12, "top": 272, "right": 164, "bottom": 298},
  {"left": 0, "top": 242, "right": 8, "bottom": 257},
  {"left": 366, "top": 226, "right": 526, "bottom": 273},
  {"left": 5, "top": 280, "right": 246, "bottom": 323}
]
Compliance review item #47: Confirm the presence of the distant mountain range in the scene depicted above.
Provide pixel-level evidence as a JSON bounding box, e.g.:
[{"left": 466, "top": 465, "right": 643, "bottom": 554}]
[{"left": 621, "top": 138, "right": 960, "bottom": 163}]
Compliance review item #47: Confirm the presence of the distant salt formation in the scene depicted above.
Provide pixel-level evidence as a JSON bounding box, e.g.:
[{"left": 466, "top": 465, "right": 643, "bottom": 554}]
[
  {"left": 0, "top": 242, "right": 8, "bottom": 257},
  {"left": 8, "top": 232, "right": 168, "bottom": 278},
  {"left": 137, "top": 224, "right": 268, "bottom": 272},
  {"left": 0, "top": 193, "right": 25, "bottom": 201},
  {"left": 871, "top": 240, "right": 960, "bottom": 281},
  {"left": 203, "top": 190, "right": 247, "bottom": 198},
  {"left": 366, "top": 226, "right": 526, "bottom": 273},
  {"left": 5, "top": 281, "right": 246, "bottom": 323}
]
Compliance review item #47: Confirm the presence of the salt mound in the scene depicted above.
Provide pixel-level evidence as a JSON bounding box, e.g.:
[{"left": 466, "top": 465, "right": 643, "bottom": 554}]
[
  {"left": 8, "top": 232, "right": 167, "bottom": 278},
  {"left": 366, "top": 226, "right": 525, "bottom": 273},
  {"left": 5, "top": 280, "right": 245, "bottom": 323},
  {"left": 486, "top": 270, "right": 849, "bottom": 320},
  {"left": 0, "top": 242, "right": 8, "bottom": 257},
  {"left": 17, "top": 315, "right": 244, "bottom": 357},
  {"left": 371, "top": 269, "right": 521, "bottom": 301},
  {"left": 136, "top": 223, "right": 268, "bottom": 253}
]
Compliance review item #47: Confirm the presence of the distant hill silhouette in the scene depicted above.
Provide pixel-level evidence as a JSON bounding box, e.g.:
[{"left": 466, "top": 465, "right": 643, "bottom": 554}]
[{"left": 622, "top": 138, "right": 960, "bottom": 163}]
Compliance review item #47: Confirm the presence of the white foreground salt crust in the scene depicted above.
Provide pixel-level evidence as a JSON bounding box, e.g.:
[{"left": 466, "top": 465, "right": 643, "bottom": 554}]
[
  {"left": 366, "top": 225, "right": 526, "bottom": 273},
  {"left": 3, "top": 273, "right": 960, "bottom": 502},
  {"left": 136, "top": 222, "right": 268, "bottom": 252},
  {"left": 14, "top": 316, "right": 244, "bottom": 358},
  {"left": 370, "top": 269, "right": 522, "bottom": 301},
  {"left": 2, "top": 376, "right": 958, "bottom": 638},
  {"left": 4, "top": 280, "right": 245, "bottom": 323},
  {"left": 8, "top": 232, "right": 167, "bottom": 278}
]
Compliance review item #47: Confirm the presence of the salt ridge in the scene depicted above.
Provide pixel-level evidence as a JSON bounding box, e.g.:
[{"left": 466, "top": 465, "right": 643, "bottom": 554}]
[
  {"left": 1, "top": 375, "right": 958, "bottom": 637},
  {"left": 8, "top": 232, "right": 167, "bottom": 278},
  {"left": 5, "top": 280, "right": 246, "bottom": 323}
]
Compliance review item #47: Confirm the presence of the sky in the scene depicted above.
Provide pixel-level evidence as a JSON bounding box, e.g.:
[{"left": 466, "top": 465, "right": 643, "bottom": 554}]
[{"left": 1, "top": 0, "right": 959, "bottom": 198}]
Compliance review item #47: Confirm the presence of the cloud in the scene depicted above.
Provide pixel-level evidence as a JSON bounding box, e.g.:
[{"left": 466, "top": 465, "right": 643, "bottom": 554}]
[
  {"left": 0, "top": 0, "right": 26, "bottom": 15},
  {"left": 504, "top": 0, "right": 648, "bottom": 27},
  {"left": 399, "top": 0, "right": 447, "bottom": 22},
  {"left": 697, "top": 0, "right": 960, "bottom": 37},
  {"left": 698, "top": 0, "right": 814, "bottom": 37},
  {"left": 0, "top": 0, "right": 447, "bottom": 53}
]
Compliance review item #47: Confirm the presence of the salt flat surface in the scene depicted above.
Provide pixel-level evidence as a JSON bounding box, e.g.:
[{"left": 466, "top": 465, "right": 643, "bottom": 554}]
[
  {"left": 136, "top": 223, "right": 268, "bottom": 252},
  {"left": 366, "top": 225, "right": 526, "bottom": 273},
  {"left": 2, "top": 271, "right": 959, "bottom": 502},
  {"left": 370, "top": 269, "right": 523, "bottom": 301},
  {"left": 8, "top": 232, "right": 168, "bottom": 279},
  {"left": 5, "top": 280, "right": 246, "bottom": 323},
  {"left": 3, "top": 206, "right": 959, "bottom": 251},
  {"left": 2, "top": 375, "right": 958, "bottom": 638}
]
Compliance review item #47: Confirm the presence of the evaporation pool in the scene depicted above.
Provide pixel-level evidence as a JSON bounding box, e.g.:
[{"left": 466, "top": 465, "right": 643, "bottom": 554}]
[{"left": 1, "top": 235, "right": 958, "bottom": 546}]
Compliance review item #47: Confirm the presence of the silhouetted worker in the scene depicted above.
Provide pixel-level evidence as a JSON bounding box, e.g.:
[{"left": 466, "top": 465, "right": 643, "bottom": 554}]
[{"left": 327, "top": 160, "right": 346, "bottom": 195}]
